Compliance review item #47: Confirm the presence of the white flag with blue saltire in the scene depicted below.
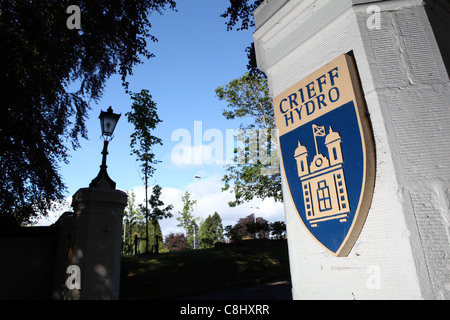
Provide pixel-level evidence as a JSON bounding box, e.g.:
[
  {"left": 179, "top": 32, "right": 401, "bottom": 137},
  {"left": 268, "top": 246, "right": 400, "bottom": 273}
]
[{"left": 313, "top": 124, "right": 326, "bottom": 137}]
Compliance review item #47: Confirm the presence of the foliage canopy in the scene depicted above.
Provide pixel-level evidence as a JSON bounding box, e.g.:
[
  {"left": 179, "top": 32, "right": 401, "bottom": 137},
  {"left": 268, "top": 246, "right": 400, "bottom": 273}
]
[
  {"left": 216, "top": 73, "right": 282, "bottom": 207},
  {"left": 0, "top": 1, "right": 176, "bottom": 227},
  {"left": 126, "top": 89, "right": 163, "bottom": 179},
  {"left": 220, "top": 0, "right": 265, "bottom": 75}
]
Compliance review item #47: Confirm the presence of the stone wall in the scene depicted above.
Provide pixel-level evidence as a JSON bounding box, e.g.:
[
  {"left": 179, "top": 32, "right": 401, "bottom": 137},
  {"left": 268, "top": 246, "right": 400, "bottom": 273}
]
[
  {"left": 254, "top": 0, "right": 450, "bottom": 299},
  {"left": 0, "top": 227, "right": 58, "bottom": 299}
]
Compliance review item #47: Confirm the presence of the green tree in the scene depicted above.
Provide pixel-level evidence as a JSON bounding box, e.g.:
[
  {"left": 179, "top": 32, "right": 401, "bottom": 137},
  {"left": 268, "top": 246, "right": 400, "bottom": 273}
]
[
  {"left": 224, "top": 224, "right": 243, "bottom": 242},
  {"left": 0, "top": 1, "right": 176, "bottom": 227},
  {"left": 126, "top": 89, "right": 163, "bottom": 253},
  {"left": 147, "top": 185, "right": 173, "bottom": 254},
  {"left": 126, "top": 90, "right": 163, "bottom": 179},
  {"left": 147, "top": 219, "right": 165, "bottom": 253},
  {"left": 270, "top": 221, "right": 287, "bottom": 240},
  {"left": 176, "top": 191, "right": 198, "bottom": 249},
  {"left": 123, "top": 190, "right": 144, "bottom": 255},
  {"left": 199, "top": 212, "right": 224, "bottom": 248},
  {"left": 216, "top": 73, "right": 282, "bottom": 207},
  {"left": 221, "top": 0, "right": 264, "bottom": 75},
  {"left": 246, "top": 218, "right": 270, "bottom": 239},
  {"left": 123, "top": 191, "right": 167, "bottom": 255}
]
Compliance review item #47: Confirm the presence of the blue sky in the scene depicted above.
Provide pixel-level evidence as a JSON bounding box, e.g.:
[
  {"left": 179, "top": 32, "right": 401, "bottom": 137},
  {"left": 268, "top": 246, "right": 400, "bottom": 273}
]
[{"left": 38, "top": 0, "right": 284, "bottom": 233}]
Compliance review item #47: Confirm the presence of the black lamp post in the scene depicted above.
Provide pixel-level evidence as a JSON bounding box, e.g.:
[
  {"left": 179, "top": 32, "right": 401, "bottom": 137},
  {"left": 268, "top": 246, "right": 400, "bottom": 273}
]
[{"left": 89, "top": 106, "right": 121, "bottom": 189}]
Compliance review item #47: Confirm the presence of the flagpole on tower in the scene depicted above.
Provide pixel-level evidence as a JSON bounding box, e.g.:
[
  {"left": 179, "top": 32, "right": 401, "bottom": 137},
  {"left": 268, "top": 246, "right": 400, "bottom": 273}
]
[
  {"left": 312, "top": 124, "right": 326, "bottom": 155},
  {"left": 314, "top": 130, "right": 320, "bottom": 155}
]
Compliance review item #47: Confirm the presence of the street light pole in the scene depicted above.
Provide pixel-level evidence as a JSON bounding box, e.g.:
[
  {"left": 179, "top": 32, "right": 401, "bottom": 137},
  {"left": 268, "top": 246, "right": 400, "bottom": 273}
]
[
  {"left": 194, "top": 175, "right": 201, "bottom": 249},
  {"left": 250, "top": 206, "right": 260, "bottom": 239},
  {"left": 89, "top": 107, "right": 121, "bottom": 189},
  {"left": 64, "top": 106, "right": 126, "bottom": 300}
]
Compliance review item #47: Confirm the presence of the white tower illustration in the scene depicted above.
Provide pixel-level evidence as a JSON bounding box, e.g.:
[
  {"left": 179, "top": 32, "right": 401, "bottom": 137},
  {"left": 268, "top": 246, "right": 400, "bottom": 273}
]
[
  {"left": 325, "top": 126, "right": 343, "bottom": 166},
  {"left": 294, "top": 124, "right": 350, "bottom": 227},
  {"left": 294, "top": 141, "right": 309, "bottom": 177}
]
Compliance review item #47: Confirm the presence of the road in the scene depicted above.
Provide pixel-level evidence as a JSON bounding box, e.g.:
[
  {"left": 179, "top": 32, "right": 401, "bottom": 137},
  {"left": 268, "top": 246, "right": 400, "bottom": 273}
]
[{"left": 175, "top": 278, "right": 292, "bottom": 300}]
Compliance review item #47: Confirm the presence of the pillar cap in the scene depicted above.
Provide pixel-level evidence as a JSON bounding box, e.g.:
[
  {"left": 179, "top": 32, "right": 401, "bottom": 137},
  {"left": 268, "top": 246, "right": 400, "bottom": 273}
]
[{"left": 71, "top": 187, "right": 128, "bottom": 214}]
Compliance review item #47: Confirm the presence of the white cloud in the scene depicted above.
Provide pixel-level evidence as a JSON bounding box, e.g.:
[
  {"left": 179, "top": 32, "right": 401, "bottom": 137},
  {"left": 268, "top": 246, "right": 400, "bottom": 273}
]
[{"left": 128, "top": 174, "right": 285, "bottom": 237}]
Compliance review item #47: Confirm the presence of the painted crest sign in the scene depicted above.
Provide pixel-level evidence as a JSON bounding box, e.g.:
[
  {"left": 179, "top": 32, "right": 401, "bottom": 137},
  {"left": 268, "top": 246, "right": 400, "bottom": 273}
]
[{"left": 274, "top": 53, "right": 375, "bottom": 257}]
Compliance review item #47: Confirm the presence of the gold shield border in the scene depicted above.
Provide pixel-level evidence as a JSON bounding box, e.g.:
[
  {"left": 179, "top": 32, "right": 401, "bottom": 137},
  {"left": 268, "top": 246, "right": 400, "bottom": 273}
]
[{"left": 274, "top": 53, "right": 376, "bottom": 257}]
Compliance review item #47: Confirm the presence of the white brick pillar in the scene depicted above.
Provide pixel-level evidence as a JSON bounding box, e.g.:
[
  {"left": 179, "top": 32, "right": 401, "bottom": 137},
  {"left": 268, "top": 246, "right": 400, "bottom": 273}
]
[
  {"left": 254, "top": 0, "right": 450, "bottom": 299},
  {"left": 67, "top": 187, "right": 127, "bottom": 300}
]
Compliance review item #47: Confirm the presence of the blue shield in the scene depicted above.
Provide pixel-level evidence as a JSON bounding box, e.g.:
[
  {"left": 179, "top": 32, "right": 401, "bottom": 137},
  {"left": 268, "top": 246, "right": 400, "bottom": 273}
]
[{"left": 274, "top": 54, "right": 375, "bottom": 256}]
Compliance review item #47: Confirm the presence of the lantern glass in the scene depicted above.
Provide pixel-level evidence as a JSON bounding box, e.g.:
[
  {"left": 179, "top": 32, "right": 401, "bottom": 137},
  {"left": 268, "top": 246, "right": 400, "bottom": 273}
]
[{"left": 99, "top": 107, "right": 121, "bottom": 139}]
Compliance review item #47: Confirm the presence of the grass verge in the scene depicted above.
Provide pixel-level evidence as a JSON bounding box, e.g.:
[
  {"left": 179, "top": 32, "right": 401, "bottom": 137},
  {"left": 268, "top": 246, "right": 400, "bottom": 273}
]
[{"left": 120, "top": 239, "right": 290, "bottom": 299}]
